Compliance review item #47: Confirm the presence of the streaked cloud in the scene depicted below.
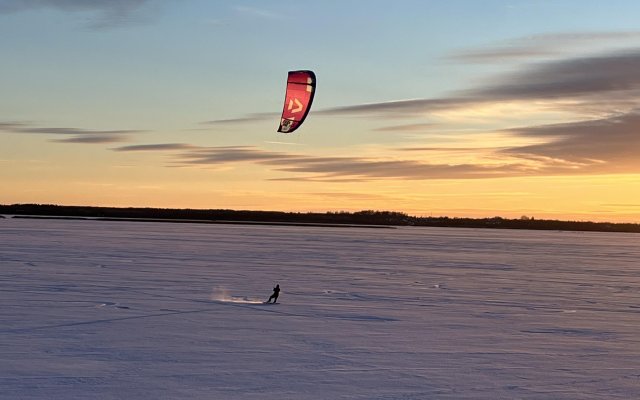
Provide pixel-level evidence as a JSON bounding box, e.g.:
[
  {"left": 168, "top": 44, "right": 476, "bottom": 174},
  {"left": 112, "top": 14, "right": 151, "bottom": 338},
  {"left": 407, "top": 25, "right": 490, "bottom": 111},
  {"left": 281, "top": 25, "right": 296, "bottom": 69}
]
[
  {"left": 322, "top": 48, "right": 640, "bottom": 119},
  {"left": 0, "top": 122, "right": 27, "bottom": 130},
  {"left": 449, "top": 31, "right": 640, "bottom": 63},
  {"left": 51, "top": 135, "right": 129, "bottom": 144},
  {"left": 318, "top": 98, "right": 469, "bottom": 117},
  {"left": 399, "top": 146, "right": 509, "bottom": 152},
  {"left": 0, "top": 122, "right": 145, "bottom": 144},
  {"left": 315, "top": 47, "right": 640, "bottom": 176},
  {"left": 112, "top": 143, "right": 194, "bottom": 152},
  {"left": 503, "top": 111, "right": 640, "bottom": 171},
  {"left": 202, "top": 112, "right": 276, "bottom": 126},
  {"left": 176, "top": 146, "right": 300, "bottom": 164},
  {"left": 471, "top": 50, "right": 640, "bottom": 104},
  {"left": 374, "top": 123, "right": 437, "bottom": 132},
  {"left": 17, "top": 127, "right": 142, "bottom": 136},
  {"left": 111, "top": 143, "right": 533, "bottom": 181},
  {"left": 265, "top": 157, "right": 523, "bottom": 181},
  {"left": 263, "top": 141, "right": 306, "bottom": 146},
  {"left": 204, "top": 35, "right": 640, "bottom": 133},
  {"left": 234, "top": 5, "right": 281, "bottom": 20},
  {"left": 212, "top": 47, "right": 640, "bottom": 126},
  {"left": 111, "top": 116, "right": 640, "bottom": 180}
]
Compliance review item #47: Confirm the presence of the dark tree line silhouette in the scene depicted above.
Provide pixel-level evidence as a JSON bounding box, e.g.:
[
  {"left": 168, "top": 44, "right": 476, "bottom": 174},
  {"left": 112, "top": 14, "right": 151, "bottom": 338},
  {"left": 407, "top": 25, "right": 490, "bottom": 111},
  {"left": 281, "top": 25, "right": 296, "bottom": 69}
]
[{"left": 1, "top": 204, "right": 638, "bottom": 233}]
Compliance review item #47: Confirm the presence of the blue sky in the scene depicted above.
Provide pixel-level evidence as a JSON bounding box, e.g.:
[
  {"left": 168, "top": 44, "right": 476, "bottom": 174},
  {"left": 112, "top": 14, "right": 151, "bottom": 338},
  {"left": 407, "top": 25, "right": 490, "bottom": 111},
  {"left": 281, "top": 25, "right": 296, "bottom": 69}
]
[{"left": 3, "top": 1, "right": 640, "bottom": 221}]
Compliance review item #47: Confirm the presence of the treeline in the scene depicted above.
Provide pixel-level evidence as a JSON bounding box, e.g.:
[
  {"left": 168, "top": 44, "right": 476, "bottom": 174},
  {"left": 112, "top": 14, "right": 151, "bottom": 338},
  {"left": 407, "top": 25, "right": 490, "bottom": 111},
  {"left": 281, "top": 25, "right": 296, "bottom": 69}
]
[
  {"left": 0, "top": 204, "right": 409, "bottom": 226},
  {"left": 413, "top": 216, "right": 640, "bottom": 233},
  {"left": 1, "top": 204, "right": 639, "bottom": 233}
]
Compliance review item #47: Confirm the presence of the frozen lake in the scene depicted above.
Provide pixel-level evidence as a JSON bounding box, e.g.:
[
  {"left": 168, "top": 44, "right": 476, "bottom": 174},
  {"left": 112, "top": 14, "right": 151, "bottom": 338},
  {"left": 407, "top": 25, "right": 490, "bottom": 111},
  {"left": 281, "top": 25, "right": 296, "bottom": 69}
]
[{"left": 1, "top": 217, "right": 640, "bottom": 399}]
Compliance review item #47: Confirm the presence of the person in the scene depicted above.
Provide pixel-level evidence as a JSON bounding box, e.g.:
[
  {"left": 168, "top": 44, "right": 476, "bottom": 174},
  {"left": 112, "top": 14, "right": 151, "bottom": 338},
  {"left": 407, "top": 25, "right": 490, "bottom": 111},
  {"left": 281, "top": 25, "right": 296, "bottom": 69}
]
[{"left": 267, "top": 284, "right": 280, "bottom": 303}]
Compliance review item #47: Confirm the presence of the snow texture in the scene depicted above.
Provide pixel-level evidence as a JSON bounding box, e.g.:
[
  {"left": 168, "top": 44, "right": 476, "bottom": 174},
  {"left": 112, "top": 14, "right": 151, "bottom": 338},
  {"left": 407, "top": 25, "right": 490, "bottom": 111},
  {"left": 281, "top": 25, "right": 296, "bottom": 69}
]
[{"left": 1, "top": 217, "right": 640, "bottom": 399}]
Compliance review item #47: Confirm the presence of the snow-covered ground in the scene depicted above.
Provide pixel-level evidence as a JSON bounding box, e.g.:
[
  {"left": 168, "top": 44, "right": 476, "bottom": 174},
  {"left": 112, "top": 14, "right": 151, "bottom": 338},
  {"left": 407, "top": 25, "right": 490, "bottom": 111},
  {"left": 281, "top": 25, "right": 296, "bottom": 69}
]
[{"left": 1, "top": 217, "right": 640, "bottom": 399}]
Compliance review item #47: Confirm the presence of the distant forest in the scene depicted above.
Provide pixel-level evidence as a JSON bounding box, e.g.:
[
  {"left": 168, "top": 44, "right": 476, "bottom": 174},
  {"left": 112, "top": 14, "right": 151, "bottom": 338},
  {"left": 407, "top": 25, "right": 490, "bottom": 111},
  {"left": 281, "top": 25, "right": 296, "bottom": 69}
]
[{"left": 1, "top": 204, "right": 639, "bottom": 233}]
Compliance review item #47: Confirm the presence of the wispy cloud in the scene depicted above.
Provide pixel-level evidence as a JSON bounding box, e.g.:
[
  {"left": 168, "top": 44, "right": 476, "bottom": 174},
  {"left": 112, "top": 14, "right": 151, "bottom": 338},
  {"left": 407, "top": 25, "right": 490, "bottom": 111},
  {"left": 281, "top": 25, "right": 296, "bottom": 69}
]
[
  {"left": 177, "top": 146, "right": 300, "bottom": 164},
  {"left": 206, "top": 45, "right": 640, "bottom": 153},
  {"left": 204, "top": 44, "right": 640, "bottom": 127},
  {"left": 51, "top": 135, "right": 129, "bottom": 144},
  {"left": 0, "top": 121, "right": 27, "bottom": 130},
  {"left": 202, "top": 112, "right": 276, "bottom": 126},
  {"left": 111, "top": 112, "right": 640, "bottom": 180},
  {"left": 0, "top": 122, "right": 145, "bottom": 144},
  {"left": 471, "top": 50, "right": 640, "bottom": 105},
  {"left": 503, "top": 111, "right": 640, "bottom": 171},
  {"left": 112, "top": 143, "right": 194, "bottom": 152},
  {"left": 374, "top": 123, "right": 437, "bottom": 132},
  {"left": 112, "top": 143, "right": 546, "bottom": 181},
  {"left": 321, "top": 48, "right": 640, "bottom": 119},
  {"left": 449, "top": 31, "right": 640, "bottom": 63},
  {"left": 0, "top": 0, "right": 160, "bottom": 29},
  {"left": 265, "top": 157, "right": 523, "bottom": 181},
  {"left": 318, "top": 98, "right": 469, "bottom": 117},
  {"left": 234, "top": 5, "right": 281, "bottom": 20},
  {"left": 17, "top": 127, "right": 142, "bottom": 136},
  {"left": 399, "top": 146, "right": 509, "bottom": 152}
]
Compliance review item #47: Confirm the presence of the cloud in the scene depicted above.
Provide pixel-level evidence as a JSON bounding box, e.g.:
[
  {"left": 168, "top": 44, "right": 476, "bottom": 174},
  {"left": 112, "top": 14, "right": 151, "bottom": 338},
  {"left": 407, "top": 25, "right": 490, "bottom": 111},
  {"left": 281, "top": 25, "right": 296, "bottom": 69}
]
[
  {"left": 234, "top": 5, "right": 281, "bottom": 20},
  {"left": 308, "top": 47, "right": 640, "bottom": 178},
  {"left": 113, "top": 110, "right": 640, "bottom": 180},
  {"left": 503, "top": 111, "right": 640, "bottom": 171},
  {"left": 112, "top": 143, "right": 194, "bottom": 152},
  {"left": 199, "top": 45, "right": 640, "bottom": 139},
  {"left": 204, "top": 36, "right": 640, "bottom": 128},
  {"left": 202, "top": 112, "right": 276, "bottom": 126},
  {"left": 112, "top": 143, "right": 536, "bottom": 181},
  {"left": 321, "top": 49, "right": 640, "bottom": 120},
  {"left": 0, "top": 122, "right": 145, "bottom": 144},
  {"left": 0, "top": 0, "right": 159, "bottom": 29},
  {"left": 399, "top": 146, "right": 509, "bottom": 152},
  {"left": 51, "top": 134, "right": 130, "bottom": 144},
  {"left": 374, "top": 123, "right": 437, "bottom": 132},
  {"left": 265, "top": 157, "right": 523, "bottom": 181},
  {"left": 0, "top": 122, "right": 27, "bottom": 130},
  {"left": 471, "top": 50, "right": 640, "bottom": 103},
  {"left": 176, "top": 146, "right": 300, "bottom": 164},
  {"left": 16, "top": 127, "right": 143, "bottom": 136},
  {"left": 318, "top": 98, "right": 469, "bottom": 117},
  {"left": 449, "top": 31, "right": 640, "bottom": 63}
]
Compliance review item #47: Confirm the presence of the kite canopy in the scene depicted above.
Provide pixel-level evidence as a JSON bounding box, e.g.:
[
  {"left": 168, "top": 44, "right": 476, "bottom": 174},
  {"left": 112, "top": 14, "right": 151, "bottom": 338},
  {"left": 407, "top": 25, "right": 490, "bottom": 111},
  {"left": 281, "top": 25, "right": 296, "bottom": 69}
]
[{"left": 277, "top": 70, "right": 316, "bottom": 133}]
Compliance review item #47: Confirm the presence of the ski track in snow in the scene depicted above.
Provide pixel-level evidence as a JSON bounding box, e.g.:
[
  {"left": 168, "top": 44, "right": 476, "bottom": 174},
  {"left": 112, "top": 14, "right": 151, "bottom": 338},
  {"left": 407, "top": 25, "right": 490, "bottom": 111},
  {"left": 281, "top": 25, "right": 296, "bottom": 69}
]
[{"left": 1, "top": 218, "right": 640, "bottom": 399}]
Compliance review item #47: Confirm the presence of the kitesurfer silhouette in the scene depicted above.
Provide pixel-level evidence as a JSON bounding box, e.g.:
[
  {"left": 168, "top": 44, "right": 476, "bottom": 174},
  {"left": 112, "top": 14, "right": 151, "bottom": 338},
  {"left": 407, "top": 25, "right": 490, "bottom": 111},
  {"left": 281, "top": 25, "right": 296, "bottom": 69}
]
[{"left": 266, "top": 284, "right": 280, "bottom": 303}]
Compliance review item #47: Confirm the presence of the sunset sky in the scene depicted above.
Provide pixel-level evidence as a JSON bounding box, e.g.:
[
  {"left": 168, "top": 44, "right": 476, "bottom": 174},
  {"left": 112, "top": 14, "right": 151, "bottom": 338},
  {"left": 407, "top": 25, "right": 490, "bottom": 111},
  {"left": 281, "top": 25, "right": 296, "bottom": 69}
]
[{"left": 2, "top": 0, "right": 640, "bottom": 222}]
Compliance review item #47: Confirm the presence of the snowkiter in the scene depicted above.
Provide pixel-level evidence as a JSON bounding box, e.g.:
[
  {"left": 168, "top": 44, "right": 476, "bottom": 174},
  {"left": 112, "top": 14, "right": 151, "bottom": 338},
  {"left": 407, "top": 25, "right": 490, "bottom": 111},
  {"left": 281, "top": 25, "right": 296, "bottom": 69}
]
[{"left": 267, "top": 284, "right": 280, "bottom": 303}]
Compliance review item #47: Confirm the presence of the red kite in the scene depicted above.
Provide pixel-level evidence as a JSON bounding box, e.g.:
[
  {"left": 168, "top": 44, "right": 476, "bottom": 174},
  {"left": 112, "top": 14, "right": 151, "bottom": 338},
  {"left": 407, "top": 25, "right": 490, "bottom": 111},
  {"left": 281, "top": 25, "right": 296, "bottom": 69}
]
[{"left": 277, "top": 70, "right": 316, "bottom": 133}]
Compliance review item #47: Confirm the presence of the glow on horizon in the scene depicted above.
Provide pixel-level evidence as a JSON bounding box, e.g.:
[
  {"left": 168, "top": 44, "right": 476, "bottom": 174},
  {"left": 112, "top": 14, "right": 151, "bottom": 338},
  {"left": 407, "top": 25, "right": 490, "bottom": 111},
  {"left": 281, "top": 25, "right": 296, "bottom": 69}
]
[{"left": 2, "top": 1, "right": 640, "bottom": 223}]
